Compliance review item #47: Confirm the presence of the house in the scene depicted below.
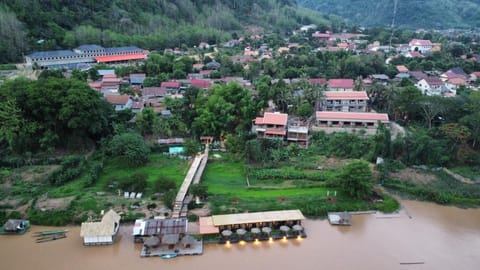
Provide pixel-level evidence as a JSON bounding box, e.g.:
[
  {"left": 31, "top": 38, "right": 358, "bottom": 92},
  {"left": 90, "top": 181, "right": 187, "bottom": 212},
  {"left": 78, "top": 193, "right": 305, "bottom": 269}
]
[
  {"left": 141, "top": 87, "right": 168, "bottom": 98},
  {"left": 80, "top": 209, "right": 121, "bottom": 245},
  {"left": 132, "top": 218, "right": 188, "bottom": 243},
  {"left": 252, "top": 112, "right": 288, "bottom": 140},
  {"left": 129, "top": 73, "right": 146, "bottom": 85},
  {"left": 104, "top": 95, "right": 133, "bottom": 111},
  {"left": 328, "top": 79, "right": 355, "bottom": 91},
  {"left": 369, "top": 74, "right": 390, "bottom": 85},
  {"left": 415, "top": 77, "right": 446, "bottom": 96},
  {"left": 198, "top": 42, "right": 210, "bottom": 49},
  {"left": 287, "top": 120, "right": 309, "bottom": 148},
  {"left": 469, "top": 71, "right": 480, "bottom": 83},
  {"left": 190, "top": 79, "right": 212, "bottom": 89},
  {"left": 409, "top": 39, "right": 433, "bottom": 54},
  {"left": 98, "top": 69, "right": 115, "bottom": 77},
  {"left": 206, "top": 61, "right": 221, "bottom": 70},
  {"left": 312, "top": 32, "right": 331, "bottom": 41},
  {"left": 161, "top": 81, "right": 181, "bottom": 93},
  {"left": 313, "top": 111, "right": 389, "bottom": 135},
  {"left": 409, "top": 71, "right": 429, "bottom": 82},
  {"left": 322, "top": 91, "right": 369, "bottom": 112},
  {"left": 440, "top": 67, "right": 467, "bottom": 82},
  {"left": 131, "top": 100, "right": 144, "bottom": 113},
  {"left": 396, "top": 65, "right": 409, "bottom": 73}
]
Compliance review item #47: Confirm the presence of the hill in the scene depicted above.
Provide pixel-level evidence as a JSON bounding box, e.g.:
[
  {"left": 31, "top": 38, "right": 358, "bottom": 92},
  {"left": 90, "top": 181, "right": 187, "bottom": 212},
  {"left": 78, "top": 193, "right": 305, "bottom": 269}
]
[
  {"left": 0, "top": 0, "right": 336, "bottom": 63},
  {"left": 297, "top": 0, "right": 480, "bottom": 29}
]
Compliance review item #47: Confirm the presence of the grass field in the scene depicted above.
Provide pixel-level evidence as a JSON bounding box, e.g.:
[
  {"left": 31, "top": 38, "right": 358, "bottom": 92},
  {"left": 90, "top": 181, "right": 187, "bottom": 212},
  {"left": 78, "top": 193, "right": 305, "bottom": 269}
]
[{"left": 202, "top": 156, "right": 398, "bottom": 216}]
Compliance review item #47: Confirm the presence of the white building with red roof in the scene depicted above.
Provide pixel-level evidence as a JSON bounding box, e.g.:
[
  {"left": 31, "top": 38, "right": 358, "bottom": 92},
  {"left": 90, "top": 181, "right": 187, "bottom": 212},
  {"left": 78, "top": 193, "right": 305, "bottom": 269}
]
[
  {"left": 104, "top": 95, "right": 132, "bottom": 111},
  {"left": 328, "top": 79, "right": 355, "bottom": 91},
  {"left": 409, "top": 39, "right": 433, "bottom": 54},
  {"left": 415, "top": 77, "right": 447, "bottom": 96},
  {"left": 252, "top": 112, "right": 288, "bottom": 140},
  {"left": 313, "top": 111, "right": 389, "bottom": 135},
  {"left": 323, "top": 91, "right": 369, "bottom": 112}
]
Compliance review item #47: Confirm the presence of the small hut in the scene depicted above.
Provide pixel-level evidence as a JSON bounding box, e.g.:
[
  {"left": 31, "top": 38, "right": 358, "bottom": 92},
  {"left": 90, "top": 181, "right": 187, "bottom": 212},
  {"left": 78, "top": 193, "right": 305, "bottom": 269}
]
[
  {"left": 80, "top": 209, "right": 121, "bottom": 245},
  {"left": 180, "top": 235, "right": 197, "bottom": 249},
  {"left": 161, "top": 234, "right": 180, "bottom": 249}
]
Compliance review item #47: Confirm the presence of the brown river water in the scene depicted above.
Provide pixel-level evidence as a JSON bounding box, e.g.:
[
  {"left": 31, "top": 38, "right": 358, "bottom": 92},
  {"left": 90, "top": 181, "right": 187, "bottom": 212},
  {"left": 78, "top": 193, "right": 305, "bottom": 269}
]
[{"left": 1, "top": 200, "right": 479, "bottom": 270}]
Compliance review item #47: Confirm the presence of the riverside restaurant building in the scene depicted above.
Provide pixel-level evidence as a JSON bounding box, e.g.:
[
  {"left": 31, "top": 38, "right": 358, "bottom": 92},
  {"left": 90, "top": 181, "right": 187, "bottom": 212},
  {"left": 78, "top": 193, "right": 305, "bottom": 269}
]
[{"left": 199, "top": 210, "right": 306, "bottom": 243}]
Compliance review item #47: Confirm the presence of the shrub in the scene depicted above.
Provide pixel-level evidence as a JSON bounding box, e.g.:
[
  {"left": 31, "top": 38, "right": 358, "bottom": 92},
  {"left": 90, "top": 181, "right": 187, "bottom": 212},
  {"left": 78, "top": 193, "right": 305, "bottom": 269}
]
[
  {"left": 119, "top": 172, "right": 148, "bottom": 192},
  {"left": 47, "top": 155, "right": 84, "bottom": 186},
  {"left": 154, "top": 176, "right": 176, "bottom": 193}
]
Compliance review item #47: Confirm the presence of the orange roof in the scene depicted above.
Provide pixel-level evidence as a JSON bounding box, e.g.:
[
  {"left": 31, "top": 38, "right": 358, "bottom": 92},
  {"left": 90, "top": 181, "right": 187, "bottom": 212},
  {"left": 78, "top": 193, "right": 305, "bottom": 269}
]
[
  {"left": 254, "top": 112, "right": 288, "bottom": 126},
  {"left": 325, "top": 91, "right": 368, "bottom": 100},
  {"left": 396, "top": 65, "right": 409, "bottom": 73},
  {"left": 95, "top": 54, "right": 147, "bottom": 63},
  {"left": 104, "top": 95, "right": 130, "bottom": 105},
  {"left": 448, "top": 78, "right": 466, "bottom": 85},
  {"left": 316, "top": 111, "right": 389, "bottom": 122}
]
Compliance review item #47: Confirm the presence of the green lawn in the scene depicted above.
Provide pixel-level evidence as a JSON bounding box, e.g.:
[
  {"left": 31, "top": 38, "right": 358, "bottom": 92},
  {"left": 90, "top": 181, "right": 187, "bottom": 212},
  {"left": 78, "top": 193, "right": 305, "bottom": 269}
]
[{"left": 201, "top": 156, "right": 396, "bottom": 216}]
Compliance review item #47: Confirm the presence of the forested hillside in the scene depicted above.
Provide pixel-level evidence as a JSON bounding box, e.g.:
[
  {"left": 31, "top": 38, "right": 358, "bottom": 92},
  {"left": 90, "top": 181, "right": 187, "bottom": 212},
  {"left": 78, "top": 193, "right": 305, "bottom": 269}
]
[
  {"left": 0, "top": 0, "right": 337, "bottom": 63},
  {"left": 298, "top": 0, "right": 480, "bottom": 29}
]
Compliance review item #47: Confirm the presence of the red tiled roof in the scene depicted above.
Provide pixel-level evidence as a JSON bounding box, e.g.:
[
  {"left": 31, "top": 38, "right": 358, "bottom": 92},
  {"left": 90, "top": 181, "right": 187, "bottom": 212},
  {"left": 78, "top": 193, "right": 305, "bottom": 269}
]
[
  {"left": 316, "top": 111, "right": 389, "bottom": 122},
  {"left": 325, "top": 91, "right": 368, "bottom": 100},
  {"left": 265, "top": 129, "right": 287, "bottom": 136},
  {"left": 309, "top": 78, "right": 327, "bottom": 85},
  {"left": 448, "top": 78, "right": 466, "bottom": 85},
  {"left": 255, "top": 112, "right": 288, "bottom": 126},
  {"left": 471, "top": 71, "right": 480, "bottom": 77},
  {"left": 161, "top": 81, "right": 180, "bottom": 88},
  {"left": 409, "top": 39, "right": 433, "bottom": 46},
  {"left": 408, "top": 52, "right": 424, "bottom": 58},
  {"left": 424, "top": 77, "right": 444, "bottom": 86},
  {"left": 104, "top": 95, "right": 130, "bottom": 105},
  {"left": 95, "top": 54, "right": 147, "bottom": 63},
  {"left": 328, "top": 79, "right": 354, "bottom": 89},
  {"left": 131, "top": 101, "right": 144, "bottom": 110},
  {"left": 190, "top": 79, "right": 212, "bottom": 89}
]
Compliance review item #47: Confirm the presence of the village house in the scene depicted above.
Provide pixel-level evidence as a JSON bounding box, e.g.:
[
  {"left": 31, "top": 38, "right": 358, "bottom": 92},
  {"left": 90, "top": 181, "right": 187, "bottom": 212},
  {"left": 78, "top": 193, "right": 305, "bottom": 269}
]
[
  {"left": 322, "top": 91, "right": 369, "bottom": 112},
  {"left": 287, "top": 120, "right": 309, "bottom": 148},
  {"left": 409, "top": 39, "right": 433, "bottom": 54},
  {"left": 313, "top": 111, "right": 390, "bottom": 135},
  {"left": 369, "top": 74, "right": 390, "bottom": 85},
  {"left": 80, "top": 209, "right": 121, "bottom": 246},
  {"left": 440, "top": 67, "right": 467, "bottom": 82},
  {"left": 415, "top": 77, "right": 448, "bottom": 96},
  {"left": 252, "top": 112, "right": 288, "bottom": 141},
  {"left": 161, "top": 81, "right": 181, "bottom": 93},
  {"left": 132, "top": 218, "right": 188, "bottom": 243},
  {"left": 104, "top": 95, "right": 133, "bottom": 111},
  {"left": 328, "top": 79, "right": 355, "bottom": 91},
  {"left": 190, "top": 79, "right": 212, "bottom": 89},
  {"left": 129, "top": 73, "right": 146, "bottom": 85},
  {"left": 309, "top": 78, "right": 327, "bottom": 86}
]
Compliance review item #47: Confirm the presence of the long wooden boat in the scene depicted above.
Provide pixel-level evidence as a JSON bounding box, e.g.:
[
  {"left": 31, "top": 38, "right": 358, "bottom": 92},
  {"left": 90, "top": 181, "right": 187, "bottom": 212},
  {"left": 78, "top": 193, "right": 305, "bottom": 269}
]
[
  {"left": 35, "top": 233, "right": 67, "bottom": 243},
  {"left": 161, "top": 254, "right": 177, "bottom": 259},
  {"left": 33, "top": 229, "right": 68, "bottom": 236}
]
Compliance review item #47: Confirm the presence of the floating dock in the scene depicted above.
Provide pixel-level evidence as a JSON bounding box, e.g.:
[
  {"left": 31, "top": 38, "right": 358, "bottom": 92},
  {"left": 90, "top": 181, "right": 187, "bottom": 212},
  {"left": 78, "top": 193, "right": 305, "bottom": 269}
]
[{"left": 328, "top": 212, "right": 352, "bottom": 226}]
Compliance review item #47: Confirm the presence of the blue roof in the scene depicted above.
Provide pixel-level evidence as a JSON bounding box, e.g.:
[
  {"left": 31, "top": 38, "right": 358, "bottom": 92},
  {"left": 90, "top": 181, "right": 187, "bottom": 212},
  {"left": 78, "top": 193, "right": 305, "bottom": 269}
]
[
  {"left": 98, "top": 69, "right": 115, "bottom": 76},
  {"left": 105, "top": 46, "right": 142, "bottom": 53},
  {"left": 27, "top": 50, "right": 77, "bottom": 59},
  {"left": 75, "top": 44, "right": 105, "bottom": 51},
  {"left": 130, "top": 77, "right": 145, "bottom": 84}
]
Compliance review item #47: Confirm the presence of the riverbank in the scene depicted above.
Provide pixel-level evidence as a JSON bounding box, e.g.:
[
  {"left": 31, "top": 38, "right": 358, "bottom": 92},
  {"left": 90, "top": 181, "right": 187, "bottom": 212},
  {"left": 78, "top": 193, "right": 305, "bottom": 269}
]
[{"left": 1, "top": 200, "right": 479, "bottom": 270}]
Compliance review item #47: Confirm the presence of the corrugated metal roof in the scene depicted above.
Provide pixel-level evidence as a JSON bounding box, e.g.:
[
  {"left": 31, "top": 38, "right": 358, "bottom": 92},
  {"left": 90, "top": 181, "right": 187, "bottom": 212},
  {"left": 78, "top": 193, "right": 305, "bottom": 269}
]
[
  {"left": 212, "top": 210, "right": 305, "bottom": 226},
  {"left": 95, "top": 54, "right": 147, "bottom": 63},
  {"left": 105, "top": 46, "right": 142, "bottom": 53},
  {"left": 132, "top": 218, "right": 187, "bottom": 236},
  {"left": 27, "top": 50, "right": 77, "bottom": 59},
  {"left": 75, "top": 44, "right": 105, "bottom": 51}
]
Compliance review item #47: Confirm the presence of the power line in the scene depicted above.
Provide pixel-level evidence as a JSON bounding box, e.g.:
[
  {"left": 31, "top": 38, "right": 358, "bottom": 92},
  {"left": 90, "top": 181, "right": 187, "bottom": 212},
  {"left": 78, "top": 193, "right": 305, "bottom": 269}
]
[{"left": 389, "top": 0, "right": 399, "bottom": 50}]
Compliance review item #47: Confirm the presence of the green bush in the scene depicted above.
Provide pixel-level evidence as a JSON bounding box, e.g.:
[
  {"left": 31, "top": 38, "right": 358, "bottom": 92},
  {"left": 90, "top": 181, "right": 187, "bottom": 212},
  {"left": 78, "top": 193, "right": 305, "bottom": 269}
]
[
  {"left": 47, "top": 155, "right": 84, "bottom": 186},
  {"left": 27, "top": 208, "right": 73, "bottom": 226},
  {"left": 84, "top": 161, "right": 104, "bottom": 187},
  {"left": 154, "top": 176, "right": 176, "bottom": 193},
  {"left": 119, "top": 172, "right": 148, "bottom": 192}
]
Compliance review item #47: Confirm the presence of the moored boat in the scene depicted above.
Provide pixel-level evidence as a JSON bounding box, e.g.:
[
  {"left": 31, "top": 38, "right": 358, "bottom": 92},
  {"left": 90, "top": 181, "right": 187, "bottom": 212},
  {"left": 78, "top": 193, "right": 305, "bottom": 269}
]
[
  {"left": 161, "top": 253, "right": 177, "bottom": 259},
  {"left": 0, "top": 219, "right": 30, "bottom": 235}
]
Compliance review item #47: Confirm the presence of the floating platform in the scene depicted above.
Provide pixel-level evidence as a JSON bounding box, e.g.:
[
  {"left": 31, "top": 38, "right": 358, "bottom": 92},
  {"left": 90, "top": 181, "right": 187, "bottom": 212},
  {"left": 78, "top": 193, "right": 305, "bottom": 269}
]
[
  {"left": 140, "top": 238, "right": 203, "bottom": 257},
  {"left": 328, "top": 212, "right": 352, "bottom": 226},
  {"left": 35, "top": 233, "right": 67, "bottom": 243}
]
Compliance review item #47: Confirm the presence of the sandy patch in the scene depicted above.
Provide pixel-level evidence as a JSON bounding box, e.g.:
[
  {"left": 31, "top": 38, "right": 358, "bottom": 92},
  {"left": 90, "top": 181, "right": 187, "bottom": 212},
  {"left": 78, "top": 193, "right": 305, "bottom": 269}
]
[
  {"left": 390, "top": 168, "right": 437, "bottom": 184},
  {"left": 35, "top": 196, "right": 75, "bottom": 211}
]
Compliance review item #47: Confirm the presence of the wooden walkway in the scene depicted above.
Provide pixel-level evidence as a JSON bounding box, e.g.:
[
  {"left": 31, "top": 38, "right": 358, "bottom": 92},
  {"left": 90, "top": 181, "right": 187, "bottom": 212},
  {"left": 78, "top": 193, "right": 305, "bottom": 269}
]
[{"left": 172, "top": 145, "right": 209, "bottom": 218}]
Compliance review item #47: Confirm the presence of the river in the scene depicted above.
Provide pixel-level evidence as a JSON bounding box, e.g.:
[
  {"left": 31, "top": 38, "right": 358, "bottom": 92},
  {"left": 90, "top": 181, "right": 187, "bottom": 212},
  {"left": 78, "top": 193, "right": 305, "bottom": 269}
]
[{"left": 1, "top": 200, "right": 479, "bottom": 270}]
